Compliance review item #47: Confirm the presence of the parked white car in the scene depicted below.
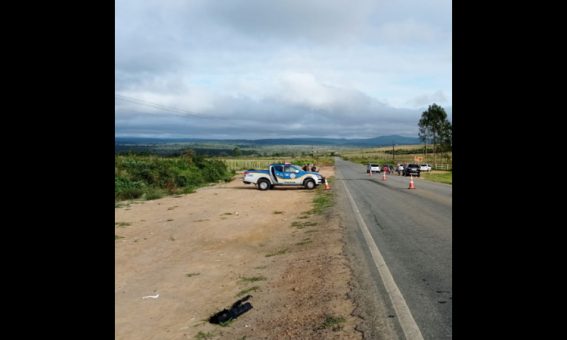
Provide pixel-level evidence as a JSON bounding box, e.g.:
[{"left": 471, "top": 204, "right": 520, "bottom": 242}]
[
  {"left": 420, "top": 164, "right": 432, "bottom": 172},
  {"left": 367, "top": 164, "right": 381, "bottom": 173}
]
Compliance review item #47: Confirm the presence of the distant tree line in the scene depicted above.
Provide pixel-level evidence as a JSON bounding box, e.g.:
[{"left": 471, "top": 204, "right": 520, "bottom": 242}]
[
  {"left": 115, "top": 145, "right": 259, "bottom": 157},
  {"left": 384, "top": 148, "right": 431, "bottom": 155}
]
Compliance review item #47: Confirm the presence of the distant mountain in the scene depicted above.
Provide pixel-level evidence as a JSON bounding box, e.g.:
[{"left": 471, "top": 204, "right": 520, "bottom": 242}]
[
  {"left": 115, "top": 135, "right": 420, "bottom": 147},
  {"left": 342, "top": 135, "right": 422, "bottom": 146}
]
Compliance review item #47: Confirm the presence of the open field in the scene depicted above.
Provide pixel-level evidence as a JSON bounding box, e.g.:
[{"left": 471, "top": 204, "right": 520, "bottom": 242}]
[
  {"left": 115, "top": 166, "right": 362, "bottom": 339},
  {"left": 421, "top": 171, "right": 453, "bottom": 185},
  {"left": 338, "top": 145, "right": 452, "bottom": 171},
  {"left": 218, "top": 156, "right": 335, "bottom": 171}
]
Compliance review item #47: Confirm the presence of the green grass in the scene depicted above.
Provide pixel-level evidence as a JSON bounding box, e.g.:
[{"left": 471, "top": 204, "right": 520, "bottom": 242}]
[
  {"left": 115, "top": 235, "right": 125, "bottom": 240},
  {"left": 186, "top": 272, "right": 201, "bottom": 277},
  {"left": 311, "top": 183, "right": 334, "bottom": 214},
  {"left": 239, "top": 276, "right": 267, "bottom": 283},
  {"left": 265, "top": 248, "right": 289, "bottom": 257},
  {"left": 195, "top": 331, "right": 215, "bottom": 339},
  {"left": 273, "top": 211, "right": 284, "bottom": 214},
  {"left": 115, "top": 222, "right": 131, "bottom": 227},
  {"left": 235, "top": 286, "right": 260, "bottom": 297},
  {"left": 144, "top": 187, "right": 165, "bottom": 200},
  {"left": 317, "top": 315, "right": 346, "bottom": 331},
  {"left": 296, "top": 238, "right": 312, "bottom": 246},
  {"left": 420, "top": 171, "right": 452, "bottom": 185},
  {"left": 183, "top": 187, "right": 197, "bottom": 194}
]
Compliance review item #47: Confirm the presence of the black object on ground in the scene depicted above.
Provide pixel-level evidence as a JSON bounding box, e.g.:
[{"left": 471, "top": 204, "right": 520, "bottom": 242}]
[{"left": 209, "top": 295, "right": 253, "bottom": 324}]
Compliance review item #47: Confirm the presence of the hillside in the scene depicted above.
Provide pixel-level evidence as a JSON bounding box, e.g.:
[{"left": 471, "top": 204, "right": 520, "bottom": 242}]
[{"left": 115, "top": 135, "right": 420, "bottom": 147}]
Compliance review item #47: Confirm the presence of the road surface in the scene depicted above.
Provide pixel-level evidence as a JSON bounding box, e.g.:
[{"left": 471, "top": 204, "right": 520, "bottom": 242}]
[{"left": 335, "top": 158, "right": 452, "bottom": 339}]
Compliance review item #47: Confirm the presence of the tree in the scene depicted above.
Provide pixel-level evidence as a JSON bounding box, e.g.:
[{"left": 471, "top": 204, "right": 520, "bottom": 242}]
[
  {"left": 232, "top": 147, "right": 242, "bottom": 157},
  {"left": 418, "top": 103, "right": 452, "bottom": 165},
  {"left": 439, "top": 119, "right": 452, "bottom": 152}
]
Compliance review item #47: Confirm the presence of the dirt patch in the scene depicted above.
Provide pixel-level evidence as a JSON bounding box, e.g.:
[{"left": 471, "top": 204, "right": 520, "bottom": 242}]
[{"left": 115, "top": 166, "right": 361, "bottom": 339}]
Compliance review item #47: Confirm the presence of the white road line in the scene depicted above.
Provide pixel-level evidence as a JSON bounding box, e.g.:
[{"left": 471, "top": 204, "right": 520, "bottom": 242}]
[{"left": 341, "top": 171, "right": 424, "bottom": 340}]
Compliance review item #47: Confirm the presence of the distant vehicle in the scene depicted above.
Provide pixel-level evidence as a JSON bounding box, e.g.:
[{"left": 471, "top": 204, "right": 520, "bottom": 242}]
[
  {"left": 367, "top": 164, "right": 381, "bottom": 173},
  {"left": 243, "top": 163, "right": 325, "bottom": 190},
  {"left": 420, "top": 164, "right": 432, "bottom": 172},
  {"left": 403, "top": 164, "right": 421, "bottom": 177}
]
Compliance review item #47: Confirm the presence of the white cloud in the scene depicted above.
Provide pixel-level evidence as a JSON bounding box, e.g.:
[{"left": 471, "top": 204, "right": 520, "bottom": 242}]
[
  {"left": 407, "top": 90, "right": 448, "bottom": 107},
  {"left": 115, "top": 0, "right": 451, "bottom": 138},
  {"left": 275, "top": 72, "right": 338, "bottom": 109}
]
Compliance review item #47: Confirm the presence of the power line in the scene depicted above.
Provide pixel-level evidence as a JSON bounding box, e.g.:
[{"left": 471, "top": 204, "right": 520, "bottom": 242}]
[{"left": 115, "top": 94, "right": 221, "bottom": 120}]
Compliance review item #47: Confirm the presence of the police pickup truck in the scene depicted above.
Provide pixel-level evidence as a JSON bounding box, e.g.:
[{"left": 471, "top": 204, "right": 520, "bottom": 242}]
[{"left": 243, "top": 163, "right": 325, "bottom": 190}]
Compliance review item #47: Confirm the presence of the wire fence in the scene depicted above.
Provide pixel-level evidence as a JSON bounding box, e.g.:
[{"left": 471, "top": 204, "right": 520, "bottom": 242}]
[{"left": 218, "top": 159, "right": 285, "bottom": 171}]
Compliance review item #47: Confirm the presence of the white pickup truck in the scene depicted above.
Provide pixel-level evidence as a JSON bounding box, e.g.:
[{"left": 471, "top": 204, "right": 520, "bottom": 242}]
[{"left": 243, "top": 163, "right": 325, "bottom": 190}]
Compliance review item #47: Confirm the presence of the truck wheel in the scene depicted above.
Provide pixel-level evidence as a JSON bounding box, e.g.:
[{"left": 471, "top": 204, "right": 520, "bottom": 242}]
[
  {"left": 304, "top": 179, "right": 315, "bottom": 190},
  {"left": 257, "top": 179, "right": 270, "bottom": 191}
]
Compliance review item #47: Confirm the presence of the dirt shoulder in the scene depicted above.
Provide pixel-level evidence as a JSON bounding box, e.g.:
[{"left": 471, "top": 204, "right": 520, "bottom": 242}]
[{"left": 115, "top": 166, "right": 362, "bottom": 339}]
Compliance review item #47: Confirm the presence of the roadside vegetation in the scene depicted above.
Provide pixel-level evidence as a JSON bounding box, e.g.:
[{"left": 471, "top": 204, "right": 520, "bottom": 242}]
[
  {"left": 115, "top": 153, "right": 234, "bottom": 202},
  {"left": 316, "top": 315, "right": 346, "bottom": 331},
  {"left": 311, "top": 177, "right": 334, "bottom": 214},
  {"left": 420, "top": 171, "right": 452, "bottom": 185}
]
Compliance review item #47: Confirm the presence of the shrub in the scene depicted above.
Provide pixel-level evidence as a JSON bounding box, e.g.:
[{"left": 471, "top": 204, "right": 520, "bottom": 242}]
[
  {"left": 115, "top": 176, "right": 144, "bottom": 200},
  {"left": 115, "top": 153, "right": 233, "bottom": 202}
]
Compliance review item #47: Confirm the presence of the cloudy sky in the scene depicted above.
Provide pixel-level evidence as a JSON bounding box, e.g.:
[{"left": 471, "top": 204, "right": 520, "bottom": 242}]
[{"left": 115, "top": 0, "right": 451, "bottom": 139}]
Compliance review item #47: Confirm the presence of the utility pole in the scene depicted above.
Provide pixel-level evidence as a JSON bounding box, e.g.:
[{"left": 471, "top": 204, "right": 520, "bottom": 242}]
[{"left": 392, "top": 143, "right": 395, "bottom": 162}]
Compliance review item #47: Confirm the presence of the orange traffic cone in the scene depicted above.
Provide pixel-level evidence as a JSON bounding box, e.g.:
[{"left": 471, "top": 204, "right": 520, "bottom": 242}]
[
  {"left": 382, "top": 172, "right": 387, "bottom": 181},
  {"left": 324, "top": 181, "right": 331, "bottom": 190},
  {"left": 408, "top": 175, "right": 416, "bottom": 189}
]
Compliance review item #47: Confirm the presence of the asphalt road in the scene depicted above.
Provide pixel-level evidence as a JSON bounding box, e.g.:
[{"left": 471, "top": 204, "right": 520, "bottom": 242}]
[{"left": 335, "top": 158, "right": 452, "bottom": 339}]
